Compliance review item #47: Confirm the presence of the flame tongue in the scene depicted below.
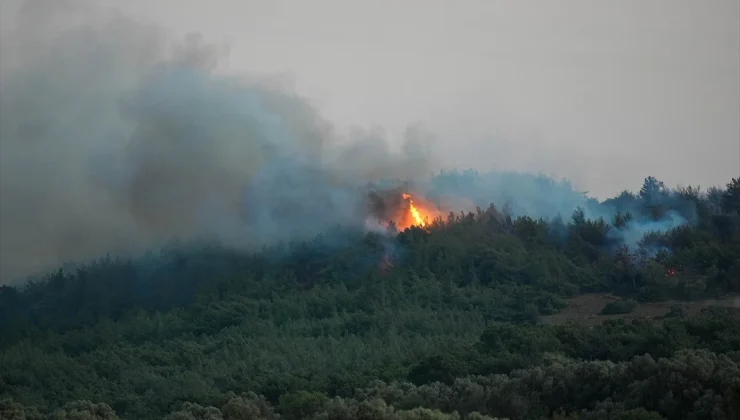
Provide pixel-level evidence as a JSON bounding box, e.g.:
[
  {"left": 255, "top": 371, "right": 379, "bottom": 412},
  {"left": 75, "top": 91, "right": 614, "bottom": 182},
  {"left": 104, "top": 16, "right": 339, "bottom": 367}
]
[
  {"left": 402, "top": 193, "right": 426, "bottom": 227},
  {"left": 409, "top": 201, "right": 425, "bottom": 227}
]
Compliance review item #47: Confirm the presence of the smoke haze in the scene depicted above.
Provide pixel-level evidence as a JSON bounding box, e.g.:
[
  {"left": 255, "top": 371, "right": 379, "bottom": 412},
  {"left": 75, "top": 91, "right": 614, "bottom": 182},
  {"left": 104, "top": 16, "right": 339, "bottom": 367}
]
[
  {"left": 0, "top": 0, "right": 438, "bottom": 281},
  {"left": 93, "top": 0, "right": 739, "bottom": 196},
  {"left": 1, "top": 0, "right": 737, "bottom": 282}
]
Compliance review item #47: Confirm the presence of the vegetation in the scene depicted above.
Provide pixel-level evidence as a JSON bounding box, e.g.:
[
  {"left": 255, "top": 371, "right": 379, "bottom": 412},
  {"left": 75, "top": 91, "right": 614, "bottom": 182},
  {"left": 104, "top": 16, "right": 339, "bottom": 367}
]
[
  {"left": 599, "top": 298, "right": 638, "bottom": 315},
  {"left": 1, "top": 175, "right": 739, "bottom": 420}
]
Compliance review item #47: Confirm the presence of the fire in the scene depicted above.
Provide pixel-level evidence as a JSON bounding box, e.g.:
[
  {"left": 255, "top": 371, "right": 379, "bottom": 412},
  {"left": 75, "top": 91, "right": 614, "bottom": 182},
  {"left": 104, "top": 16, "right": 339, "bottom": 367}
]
[
  {"left": 370, "top": 191, "right": 439, "bottom": 274},
  {"left": 399, "top": 193, "right": 434, "bottom": 229},
  {"left": 407, "top": 199, "right": 426, "bottom": 227},
  {"left": 363, "top": 188, "right": 439, "bottom": 231}
]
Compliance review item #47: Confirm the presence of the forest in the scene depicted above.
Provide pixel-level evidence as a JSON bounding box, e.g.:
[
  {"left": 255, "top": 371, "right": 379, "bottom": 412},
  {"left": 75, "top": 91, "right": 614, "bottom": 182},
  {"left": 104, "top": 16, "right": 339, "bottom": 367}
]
[{"left": 1, "top": 173, "right": 740, "bottom": 420}]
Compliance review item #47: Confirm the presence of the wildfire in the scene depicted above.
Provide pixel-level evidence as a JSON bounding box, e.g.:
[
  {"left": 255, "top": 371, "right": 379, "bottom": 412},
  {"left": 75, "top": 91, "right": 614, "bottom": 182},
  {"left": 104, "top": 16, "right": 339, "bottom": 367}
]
[
  {"left": 363, "top": 188, "right": 439, "bottom": 231},
  {"left": 373, "top": 191, "right": 439, "bottom": 275},
  {"left": 400, "top": 193, "right": 434, "bottom": 229}
]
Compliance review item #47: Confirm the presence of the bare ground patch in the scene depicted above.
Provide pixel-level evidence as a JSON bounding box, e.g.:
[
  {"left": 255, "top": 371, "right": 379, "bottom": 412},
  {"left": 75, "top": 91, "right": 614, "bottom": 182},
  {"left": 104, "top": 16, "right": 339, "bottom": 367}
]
[{"left": 545, "top": 293, "right": 740, "bottom": 326}]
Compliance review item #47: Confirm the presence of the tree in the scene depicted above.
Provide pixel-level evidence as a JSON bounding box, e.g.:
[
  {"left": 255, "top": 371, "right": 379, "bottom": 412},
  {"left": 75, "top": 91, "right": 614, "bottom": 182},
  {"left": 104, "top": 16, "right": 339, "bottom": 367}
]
[
  {"left": 50, "top": 401, "right": 120, "bottom": 420},
  {"left": 278, "top": 391, "right": 329, "bottom": 420},
  {"left": 639, "top": 176, "right": 668, "bottom": 219},
  {"left": 163, "top": 402, "right": 222, "bottom": 420},
  {"left": 0, "top": 399, "right": 44, "bottom": 420},
  {"left": 722, "top": 177, "right": 740, "bottom": 214},
  {"left": 639, "top": 177, "right": 667, "bottom": 204}
]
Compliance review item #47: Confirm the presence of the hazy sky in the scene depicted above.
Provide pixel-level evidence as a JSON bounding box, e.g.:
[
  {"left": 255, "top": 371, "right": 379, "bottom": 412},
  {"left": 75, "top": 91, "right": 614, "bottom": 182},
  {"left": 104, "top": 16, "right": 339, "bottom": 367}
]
[
  {"left": 5, "top": 0, "right": 740, "bottom": 197},
  {"left": 0, "top": 0, "right": 738, "bottom": 281}
]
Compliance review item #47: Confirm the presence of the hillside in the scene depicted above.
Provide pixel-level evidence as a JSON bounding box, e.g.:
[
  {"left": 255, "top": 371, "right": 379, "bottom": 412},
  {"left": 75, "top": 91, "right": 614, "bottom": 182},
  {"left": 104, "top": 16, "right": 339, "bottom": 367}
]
[{"left": 1, "top": 175, "right": 740, "bottom": 420}]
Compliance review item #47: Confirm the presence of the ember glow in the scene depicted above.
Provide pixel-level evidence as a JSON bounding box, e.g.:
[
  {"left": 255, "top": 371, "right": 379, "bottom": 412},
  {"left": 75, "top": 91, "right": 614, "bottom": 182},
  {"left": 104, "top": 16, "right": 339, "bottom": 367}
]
[
  {"left": 398, "top": 193, "right": 436, "bottom": 229},
  {"left": 362, "top": 188, "right": 440, "bottom": 232}
]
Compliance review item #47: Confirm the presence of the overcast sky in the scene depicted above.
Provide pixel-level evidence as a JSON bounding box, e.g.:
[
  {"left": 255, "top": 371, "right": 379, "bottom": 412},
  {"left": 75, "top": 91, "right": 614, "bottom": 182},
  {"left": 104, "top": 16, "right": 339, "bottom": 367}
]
[{"left": 5, "top": 0, "right": 740, "bottom": 197}]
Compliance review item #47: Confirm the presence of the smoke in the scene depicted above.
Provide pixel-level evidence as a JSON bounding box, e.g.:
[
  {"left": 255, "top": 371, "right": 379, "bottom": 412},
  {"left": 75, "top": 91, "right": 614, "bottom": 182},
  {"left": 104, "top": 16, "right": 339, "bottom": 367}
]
[
  {"left": 423, "top": 170, "right": 600, "bottom": 220},
  {"left": 0, "top": 1, "right": 696, "bottom": 283},
  {"left": 611, "top": 211, "right": 688, "bottom": 251},
  {"left": 0, "top": 1, "right": 436, "bottom": 282},
  {"left": 421, "top": 169, "right": 695, "bottom": 254}
]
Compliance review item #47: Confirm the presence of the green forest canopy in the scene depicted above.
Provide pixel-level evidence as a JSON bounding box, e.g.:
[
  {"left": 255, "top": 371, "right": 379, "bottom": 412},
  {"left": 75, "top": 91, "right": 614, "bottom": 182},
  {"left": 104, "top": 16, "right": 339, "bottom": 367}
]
[{"left": 1, "top": 174, "right": 739, "bottom": 420}]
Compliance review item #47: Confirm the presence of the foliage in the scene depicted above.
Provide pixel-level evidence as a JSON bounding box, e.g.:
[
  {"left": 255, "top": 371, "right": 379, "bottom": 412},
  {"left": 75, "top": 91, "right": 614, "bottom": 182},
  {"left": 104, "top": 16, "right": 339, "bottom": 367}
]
[
  {"left": 599, "top": 299, "right": 638, "bottom": 315},
  {"left": 1, "top": 175, "right": 739, "bottom": 419}
]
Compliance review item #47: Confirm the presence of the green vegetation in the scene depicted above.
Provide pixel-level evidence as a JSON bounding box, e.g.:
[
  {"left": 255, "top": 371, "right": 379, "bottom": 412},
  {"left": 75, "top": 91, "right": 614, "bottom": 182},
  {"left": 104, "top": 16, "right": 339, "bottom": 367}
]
[
  {"left": 599, "top": 298, "right": 638, "bottom": 315},
  {"left": 1, "top": 176, "right": 740, "bottom": 420}
]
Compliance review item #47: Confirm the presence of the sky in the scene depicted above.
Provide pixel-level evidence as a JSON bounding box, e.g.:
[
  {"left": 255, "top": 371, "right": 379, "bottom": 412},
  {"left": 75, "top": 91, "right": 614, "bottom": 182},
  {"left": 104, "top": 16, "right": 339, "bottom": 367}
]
[
  {"left": 2, "top": 0, "right": 739, "bottom": 197},
  {"left": 107, "top": 0, "right": 740, "bottom": 198},
  {"left": 0, "top": 0, "right": 738, "bottom": 282}
]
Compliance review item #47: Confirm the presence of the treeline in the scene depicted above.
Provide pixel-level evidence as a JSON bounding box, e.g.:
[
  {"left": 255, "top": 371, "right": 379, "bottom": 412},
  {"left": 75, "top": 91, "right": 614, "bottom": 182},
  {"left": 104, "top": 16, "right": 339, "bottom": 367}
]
[
  {"left": 0, "top": 176, "right": 739, "bottom": 419},
  {"left": 3, "top": 309, "right": 739, "bottom": 419}
]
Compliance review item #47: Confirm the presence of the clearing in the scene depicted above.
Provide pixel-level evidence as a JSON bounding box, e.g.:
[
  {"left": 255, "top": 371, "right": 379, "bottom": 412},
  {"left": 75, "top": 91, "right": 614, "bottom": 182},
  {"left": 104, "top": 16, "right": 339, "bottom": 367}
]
[{"left": 545, "top": 293, "right": 740, "bottom": 326}]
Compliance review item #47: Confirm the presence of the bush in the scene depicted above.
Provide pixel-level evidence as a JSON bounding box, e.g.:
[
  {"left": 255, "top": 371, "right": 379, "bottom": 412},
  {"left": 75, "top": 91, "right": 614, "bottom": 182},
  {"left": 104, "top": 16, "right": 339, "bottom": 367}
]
[{"left": 600, "top": 299, "right": 638, "bottom": 315}]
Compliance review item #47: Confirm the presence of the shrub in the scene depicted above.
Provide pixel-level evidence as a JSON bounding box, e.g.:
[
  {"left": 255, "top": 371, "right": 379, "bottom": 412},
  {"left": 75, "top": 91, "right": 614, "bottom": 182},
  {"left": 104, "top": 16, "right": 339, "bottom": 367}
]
[{"left": 600, "top": 299, "right": 638, "bottom": 315}]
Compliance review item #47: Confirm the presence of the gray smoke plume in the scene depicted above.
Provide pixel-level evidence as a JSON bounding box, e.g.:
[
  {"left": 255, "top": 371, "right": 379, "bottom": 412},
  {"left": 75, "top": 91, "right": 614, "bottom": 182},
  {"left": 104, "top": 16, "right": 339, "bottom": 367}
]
[
  {"left": 0, "top": 1, "right": 698, "bottom": 284},
  {"left": 0, "top": 0, "right": 436, "bottom": 282}
]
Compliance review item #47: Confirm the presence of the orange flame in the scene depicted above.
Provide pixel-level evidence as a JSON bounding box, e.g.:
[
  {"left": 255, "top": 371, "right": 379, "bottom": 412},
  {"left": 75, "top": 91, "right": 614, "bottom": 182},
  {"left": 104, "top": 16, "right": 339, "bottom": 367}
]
[{"left": 399, "top": 193, "right": 434, "bottom": 229}]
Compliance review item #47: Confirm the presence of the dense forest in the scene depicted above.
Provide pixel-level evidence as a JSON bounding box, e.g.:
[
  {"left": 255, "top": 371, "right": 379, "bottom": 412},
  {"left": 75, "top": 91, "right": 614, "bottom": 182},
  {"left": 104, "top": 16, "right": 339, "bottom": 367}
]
[{"left": 1, "top": 173, "right": 740, "bottom": 420}]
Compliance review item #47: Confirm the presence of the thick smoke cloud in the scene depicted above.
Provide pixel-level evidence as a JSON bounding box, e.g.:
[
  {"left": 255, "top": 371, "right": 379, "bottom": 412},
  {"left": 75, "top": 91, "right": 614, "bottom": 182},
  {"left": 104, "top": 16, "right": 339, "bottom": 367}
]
[
  {"left": 0, "top": 1, "right": 436, "bottom": 282},
  {"left": 0, "top": 1, "right": 692, "bottom": 283},
  {"left": 422, "top": 169, "right": 694, "bottom": 255}
]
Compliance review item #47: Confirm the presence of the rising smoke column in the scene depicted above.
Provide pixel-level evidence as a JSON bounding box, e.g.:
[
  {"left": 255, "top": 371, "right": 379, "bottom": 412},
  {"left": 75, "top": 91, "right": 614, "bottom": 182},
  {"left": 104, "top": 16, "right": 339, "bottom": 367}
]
[
  {"left": 0, "top": 1, "right": 694, "bottom": 283},
  {"left": 0, "top": 1, "right": 437, "bottom": 282}
]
